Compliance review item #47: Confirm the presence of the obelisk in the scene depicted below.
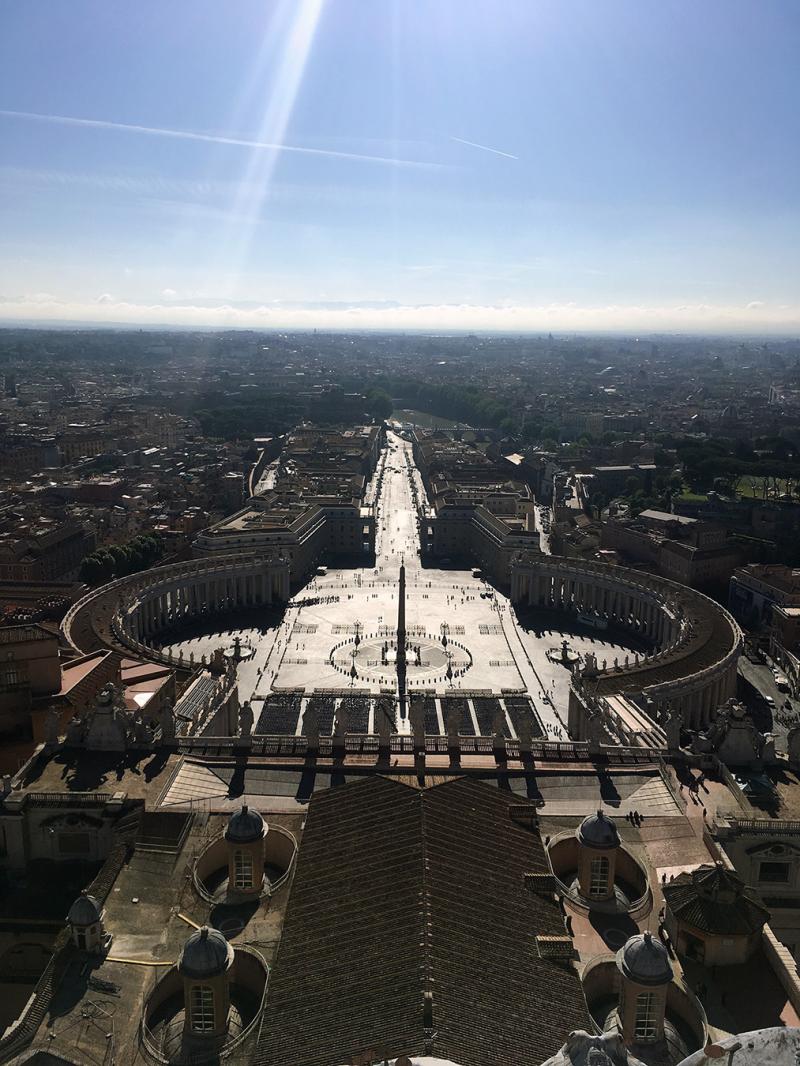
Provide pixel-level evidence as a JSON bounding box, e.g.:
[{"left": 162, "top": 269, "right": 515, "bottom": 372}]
[
  {"left": 396, "top": 560, "right": 407, "bottom": 715},
  {"left": 397, "top": 560, "right": 407, "bottom": 668}
]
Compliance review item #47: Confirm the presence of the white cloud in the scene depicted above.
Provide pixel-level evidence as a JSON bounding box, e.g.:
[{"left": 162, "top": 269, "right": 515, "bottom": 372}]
[
  {"left": 161, "top": 288, "right": 178, "bottom": 298},
  {"left": 0, "top": 295, "right": 797, "bottom": 333}
]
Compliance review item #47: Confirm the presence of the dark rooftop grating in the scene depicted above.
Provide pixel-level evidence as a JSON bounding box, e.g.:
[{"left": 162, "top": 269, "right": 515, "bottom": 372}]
[
  {"left": 472, "top": 696, "right": 501, "bottom": 736},
  {"left": 423, "top": 696, "right": 440, "bottom": 736},
  {"left": 341, "top": 696, "right": 370, "bottom": 733},
  {"left": 505, "top": 696, "right": 545, "bottom": 740},
  {"left": 440, "top": 696, "right": 474, "bottom": 736},
  {"left": 256, "top": 695, "right": 301, "bottom": 736},
  {"left": 305, "top": 695, "right": 336, "bottom": 736}
]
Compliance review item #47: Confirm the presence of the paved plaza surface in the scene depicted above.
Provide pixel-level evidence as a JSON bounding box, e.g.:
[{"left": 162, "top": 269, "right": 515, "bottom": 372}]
[{"left": 163, "top": 432, "right": 641, "bottom": 739}]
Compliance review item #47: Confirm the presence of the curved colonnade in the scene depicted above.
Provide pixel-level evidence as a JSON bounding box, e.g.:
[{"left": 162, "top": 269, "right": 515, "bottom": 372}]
[
  {"left": 62, "top": 548, "right": 741, "bottom": 733},
  {"left": 511, "top": 554, "right": 743, "bottom": 727},
  {"left": 63, "top": 552, "right": 290, "bottom": 664}
]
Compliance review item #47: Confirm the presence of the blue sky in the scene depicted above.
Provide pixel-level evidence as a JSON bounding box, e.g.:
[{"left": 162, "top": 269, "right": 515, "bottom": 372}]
[{"left": 0, "top": 0, "right": 798, "bottom": 332}]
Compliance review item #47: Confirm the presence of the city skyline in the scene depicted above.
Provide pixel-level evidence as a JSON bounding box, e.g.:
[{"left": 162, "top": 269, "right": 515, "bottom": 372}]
[{"left": 1, "top": 0, "right": 798, "bottom": 332}]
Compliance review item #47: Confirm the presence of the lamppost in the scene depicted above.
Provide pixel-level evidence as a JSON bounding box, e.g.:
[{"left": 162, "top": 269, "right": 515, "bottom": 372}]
[{"left": 349, "top": 619, "right": 361, "bottom": 686}]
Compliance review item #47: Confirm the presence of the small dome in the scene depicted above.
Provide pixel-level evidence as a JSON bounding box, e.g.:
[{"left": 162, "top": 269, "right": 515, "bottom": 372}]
[
  {"left": 616, "top": 931, "right": 673, "bottom": 987},
  {"left": 577, "top": 810, "right": 620, "bottom": 850},
  {"left": 178, "top": 926, "right": 233, "bottom": 979},
  {"left": 68, "top": 893, "right": 102, "bottom": 927},
  {"left": 224, "top": 804, "right": 266, "bottom": 844}
]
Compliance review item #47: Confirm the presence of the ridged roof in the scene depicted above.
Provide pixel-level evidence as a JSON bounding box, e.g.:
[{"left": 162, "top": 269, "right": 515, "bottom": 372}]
[
  {"left": 178, "top": 926, "right": 234, "bottom": 979},
  {"left": 577, "top": 809, "right": 620, "bottom": 850},
  {"left": 67, "top": 893, "right": 102, "bottom": 927},
  {"left": 255, "top": 776, "right": 591, "bottom": 1066},
  {"left": 616, "top": 931, "right": 673, "bottom": 987},
  {"left": 663, "top": 864, "right": 769, "bottom": 937},
  {"left": 225, "top": 803, "right": 266, "bottom": 843}
]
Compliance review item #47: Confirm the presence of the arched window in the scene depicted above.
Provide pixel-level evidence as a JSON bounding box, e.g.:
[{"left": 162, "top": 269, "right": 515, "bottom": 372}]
[
  {"left": 634, "top": 990, "right": 657, "bottom": 1039},
  {"left": 190, "top": 985, "right": 215, "bottom": 1032},
  {"left": 234, "top": 849, "right": 253, "bottom": 889},
  {"left": 589, "top": 856, "right": 609, "bottom": 897}
]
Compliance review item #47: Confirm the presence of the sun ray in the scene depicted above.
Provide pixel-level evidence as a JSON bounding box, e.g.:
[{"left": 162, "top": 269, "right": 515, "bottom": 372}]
[{"left": 221, "top": 0, "right": 327, "bottom": 298}]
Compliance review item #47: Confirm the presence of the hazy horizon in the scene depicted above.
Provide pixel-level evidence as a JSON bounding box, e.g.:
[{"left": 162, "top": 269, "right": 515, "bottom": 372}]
[{"left": 1, "top": 1, "right": 798, "bottom": 333}]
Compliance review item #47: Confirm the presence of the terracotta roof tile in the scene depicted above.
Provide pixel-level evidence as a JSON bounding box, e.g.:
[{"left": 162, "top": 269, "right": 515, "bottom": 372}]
[{"left": 255, "top": 776, "right": 590, "bottom": 1066}]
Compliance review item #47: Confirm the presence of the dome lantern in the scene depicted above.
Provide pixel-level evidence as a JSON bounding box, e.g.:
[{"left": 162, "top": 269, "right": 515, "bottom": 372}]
[
  {"left": 616, "top": 931, "right": 673, "bottom": 987},
  {"left": 577, "top": 809, "right": 621, "bottom": 850},
  {"left": 225, "top": 805, "right": 267, "bottom": 897},
  {"left": 67, "top": 893, "right": 111, "bottom": 954},
  {"left": 224, "top": 804, "right": 266, "bottom": 844},
  {"left": 178, "top": 925, "right": 234, "bottom": 980},
  {"left": 615, "top": 932, "right": 673, "bottom": 1046},
  {"left": 178, "top": 926, "right": 234, "bottom": 1040},
  {"left": 576, "top": 810, "right": 620, "bottom": 902}
]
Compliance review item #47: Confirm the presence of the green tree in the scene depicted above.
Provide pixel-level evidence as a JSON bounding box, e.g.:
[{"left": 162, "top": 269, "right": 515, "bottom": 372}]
[
  {"left": 365, "top": 388, "right": 393, "bottom": 420},
  {"left": 79, "top": 555, "right": 104, "bottom": 584},
  {"left": 93, "top": 551, "right": 116, "bottom": 583},
  {"left": 107, "top": 545, "right": 131, "bottom": 576}
]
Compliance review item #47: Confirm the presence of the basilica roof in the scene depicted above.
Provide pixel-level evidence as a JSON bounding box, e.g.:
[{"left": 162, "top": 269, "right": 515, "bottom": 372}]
[{"left": 254, "top": 776, "right": 591, "bottom": 1066}]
